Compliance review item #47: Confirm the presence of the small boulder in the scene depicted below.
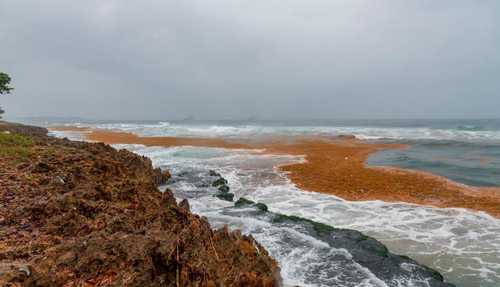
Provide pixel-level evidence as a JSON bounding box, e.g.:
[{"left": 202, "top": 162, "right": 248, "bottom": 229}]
[
  {"left": 255, "top": 203, "right": 268, "bottom": 212},
  {"left": 212, "top": 178, "right": 228, "bottom": 187},
  {"left": 235, "top": 197, "right": 255, "bottom": 207},
  {"left": 218, "top": 185, "right": 230, "bottom": 193},
  {"left": 215, "top": 192, "right": 234, "bottom": 202},
  {"left": 209, "top": 170, "right": 221, "bottom": 177}
]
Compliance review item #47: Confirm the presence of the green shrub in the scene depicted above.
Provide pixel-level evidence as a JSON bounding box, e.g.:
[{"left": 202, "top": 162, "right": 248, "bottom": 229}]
[{"left": 0, "top": 132, "right": 33, "bottom": 158}]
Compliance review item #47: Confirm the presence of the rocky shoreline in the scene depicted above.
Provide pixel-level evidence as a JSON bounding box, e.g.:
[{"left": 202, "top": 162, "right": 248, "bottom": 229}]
[
  {"left": 0, "top": 122, "right": 456, "bottom": 286},
  {"left": 0, "top": 122, "right": 279, "bottom": 286}
]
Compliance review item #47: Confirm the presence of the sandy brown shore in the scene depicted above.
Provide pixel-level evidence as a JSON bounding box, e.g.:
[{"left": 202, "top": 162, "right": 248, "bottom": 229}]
[{"left": 51, "top": 126, "right": 500, "bottom": 218}]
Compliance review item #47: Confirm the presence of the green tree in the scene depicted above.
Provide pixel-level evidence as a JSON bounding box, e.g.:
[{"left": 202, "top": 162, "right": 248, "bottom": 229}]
[
  {"left": 0, "top": 72, "right": 14, "bottom": 119},
  {"left": 0, "top": 72, "right": 13, "bottom": 95}
]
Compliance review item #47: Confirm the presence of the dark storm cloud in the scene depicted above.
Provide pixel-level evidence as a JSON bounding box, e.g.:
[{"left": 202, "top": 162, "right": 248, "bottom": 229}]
[{"left": 1, "top": 0, "right": 499, "bottom": 120}]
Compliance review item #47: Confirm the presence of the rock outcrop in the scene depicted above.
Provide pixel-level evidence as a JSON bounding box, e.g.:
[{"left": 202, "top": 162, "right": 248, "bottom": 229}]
[
  {"left": 232, "top": 198, "right": 455, "bottom": 287},
  {"left": 0, "top": 123, "right": 280, "bottom": 286},
  {"left": 209, "top": 171, "right": 234, "bottom": 202}
]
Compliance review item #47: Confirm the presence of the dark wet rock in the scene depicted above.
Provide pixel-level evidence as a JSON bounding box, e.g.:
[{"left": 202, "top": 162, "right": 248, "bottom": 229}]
[
  {"left": 216, "top": 192, "right": 235, "bottom": 202},
  {"left": 233, "top": 200, "right": 455, "bottom": 287},
  {"left": 209, "top": 170, "right": 221, "bottom": 177},
  {"left": 235, "top": 198, "right": 269, "bottom": 212},
  {"left": 218, "top": 184, "right": 230, "bottom": 193},
  {"left": 209, "top": 173, "right": 234, "bottom": 202},
  {"left": 212, "top": 177, "right": 228, "bottom": 187},
  {"left": 255, "top": 203, "right": 269, "bottom": 212},
  {"left": 336, "top": 134, "right": 357, "bottom": 140},
  {"left": 235, "top": 197, "right": 256, "bottom": 207}
]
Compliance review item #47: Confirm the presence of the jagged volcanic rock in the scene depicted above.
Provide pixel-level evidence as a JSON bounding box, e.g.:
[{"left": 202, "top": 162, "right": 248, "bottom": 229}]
[{"left": 0, "top": 123, "right": 280, "bottom": 286}]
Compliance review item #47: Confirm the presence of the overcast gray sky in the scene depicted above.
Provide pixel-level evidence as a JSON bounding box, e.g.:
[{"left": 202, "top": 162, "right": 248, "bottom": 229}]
[{"left": 1, "top": 0, "right": 499, "bottom": 120}]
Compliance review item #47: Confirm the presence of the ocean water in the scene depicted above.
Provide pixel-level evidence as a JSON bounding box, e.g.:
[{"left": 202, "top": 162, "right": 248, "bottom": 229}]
[
  {"left": 51, "top": 118, "right": 500, "bottom": 187},
  {"left": 53, "top": 118, "right": 500, "bottom": 188},
  {"left": 50, "top": 119, "right": 500, "bottom": 286},
  {"left": 62, "top": 118, "right": 500, "bottom": 142},
  {"left": 367, "top": 140, "right": 500, "bottom": 187}
]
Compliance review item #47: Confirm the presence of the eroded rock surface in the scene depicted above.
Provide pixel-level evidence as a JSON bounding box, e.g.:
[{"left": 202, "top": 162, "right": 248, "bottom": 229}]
[{"left": 0, "top": 123, "right": 280, "bottom": 286}]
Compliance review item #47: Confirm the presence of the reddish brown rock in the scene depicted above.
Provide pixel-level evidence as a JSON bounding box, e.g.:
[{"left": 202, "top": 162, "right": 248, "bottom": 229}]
[{"left": 0, "top": 123, "right": 280, "bottom": 286}]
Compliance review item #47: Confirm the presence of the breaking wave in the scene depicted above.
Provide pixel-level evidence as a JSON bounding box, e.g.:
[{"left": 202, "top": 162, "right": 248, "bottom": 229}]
[{"left": 66, "top": 121, "right": 500, "bottom": 143}]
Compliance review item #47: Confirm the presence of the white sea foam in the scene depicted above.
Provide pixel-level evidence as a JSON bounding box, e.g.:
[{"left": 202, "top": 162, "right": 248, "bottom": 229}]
[
  {"left": 48, "top": 130, "right": 88, "bottom": 141},
  {"left": 76, "top": 122, "right": 500, "bottom": 143},
  {"left": 121, "top": 144, "right": 500, "bottom": 287}
]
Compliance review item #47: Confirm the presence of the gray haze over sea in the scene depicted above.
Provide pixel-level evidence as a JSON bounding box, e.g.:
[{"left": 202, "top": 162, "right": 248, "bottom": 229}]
[{"left": 1, "top": 1, "right": 500, "bottom": 120}]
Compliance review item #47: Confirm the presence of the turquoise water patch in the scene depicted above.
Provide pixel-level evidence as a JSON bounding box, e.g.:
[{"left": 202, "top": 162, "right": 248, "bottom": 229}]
[{"left": 367, "top": 140, "right": 500, "bottom": 187}]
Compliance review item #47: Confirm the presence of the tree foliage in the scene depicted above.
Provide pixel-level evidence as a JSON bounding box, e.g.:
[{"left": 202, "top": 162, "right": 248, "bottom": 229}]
[
  {"left": 0, "top": 72, "right": 14, "bottom": 95},
  {"left": 0, "top": 72, "right": 13, "bottom": 118}
]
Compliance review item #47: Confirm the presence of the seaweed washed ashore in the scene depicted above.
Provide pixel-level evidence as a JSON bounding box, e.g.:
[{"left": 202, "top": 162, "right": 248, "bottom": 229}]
[
  {"left": 0, "top": 122, "right": 454, "bottom": 286},
  {"left": 53, "top": 126, "right": 500, "bottom": 218}
]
